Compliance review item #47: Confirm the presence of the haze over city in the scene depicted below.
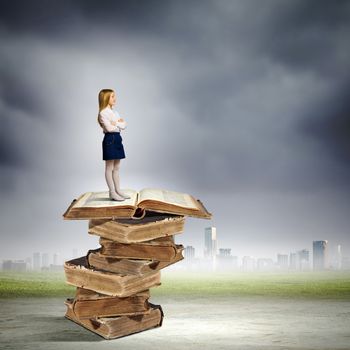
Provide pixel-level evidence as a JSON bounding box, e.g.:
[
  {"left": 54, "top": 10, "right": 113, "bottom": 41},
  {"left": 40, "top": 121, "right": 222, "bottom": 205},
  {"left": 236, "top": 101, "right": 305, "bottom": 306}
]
[{"left": 1, "top": 0, "right": 350, "bottom": 260}]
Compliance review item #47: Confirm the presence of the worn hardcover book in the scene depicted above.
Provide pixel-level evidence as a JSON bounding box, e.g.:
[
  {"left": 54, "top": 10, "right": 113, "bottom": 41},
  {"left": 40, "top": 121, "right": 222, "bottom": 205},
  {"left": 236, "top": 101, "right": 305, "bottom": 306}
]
[
  {"left": 74, "top": 287, "right": 150, "bottom": 301},
  {"left": 65, "top": 299, "right": 163, "bottom": 340},
  {"left": 98, "top": 236, "right": 181, "bottom": 262},
  {"left": 64, "top": 256, "right": 161, "bottom": 297},
  {"left": 63, "top": 188, "right": 211, "bottom": 220},
  {"left": 87, "top": 245, "right": 184, "bottom": 275},
  {"left": 88, "top": 212, "right": 185, "bottom": 243},
  {"left": 66, "top": 288, "right": 151, "bottom": 319}
]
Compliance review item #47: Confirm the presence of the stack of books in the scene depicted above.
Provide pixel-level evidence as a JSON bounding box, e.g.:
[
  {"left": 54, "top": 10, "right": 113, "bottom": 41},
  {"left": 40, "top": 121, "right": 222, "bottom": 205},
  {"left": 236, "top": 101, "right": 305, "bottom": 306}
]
[{"left": 62, "top": 188, "right": 211, "bottom": 339}]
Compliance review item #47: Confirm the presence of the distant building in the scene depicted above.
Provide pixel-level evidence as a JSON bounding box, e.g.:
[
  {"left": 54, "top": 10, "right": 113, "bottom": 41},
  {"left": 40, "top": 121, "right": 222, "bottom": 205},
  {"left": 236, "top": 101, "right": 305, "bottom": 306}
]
[
  {"left": 341, "top": 257, "right": 350, "bottom": 270},
  {"left": 217, "top": 248, "right": 236, "bottom": 271},
  {"left": 335, "top": 245, "right": 342, "bottom": 270},
  {"left": 42, "top": 253, "right": 50, "bottom": 268},
  {"left": 313, "top": 240, "right": 328, "bottom": 270},
  {"left": 298, "top": 249, "right": 310, "bottom": 271},
  {"left": 219, "top": 248, "right": 231, "bottom": 257},
  {"left": 231, "top": 256, "right": 239, "bottom": 270},
  {"left": 15, "top": 260, "right": 27, "bottom": 272},
  {"left": 2, "top": 260, "right": 27, "bottom": 272},
  {"left": 242, "top": 256, "right": 255, "bottom": 272},
  {"left": 277, "top": 254, "right": 288, "bottom": 270},
  {"left": 53, "top": 253, "right": 60, "bottom": 266},
  {"left": 49, "top": 264, "right": 63, "bottom": 271},
  {"left": 33, "top": 252, "right": 41, "bottom": 270},
  {"left": 2, "top": 260, "right": 12, "bottom": 271},
  {"left": 289, "top": 253, "right": 297, "bottom": 270},
  {"left": 25, "top": 257, "right": 32, "bottom": 270},
  {"left": 204, "top": 227, "right": 217, "bottom": 259},
  {"left": 184, "top": 246, "right": 195, "bottom": 260},
  {"left": 257, "top": 258, "right": 274, "bottom": 271}
]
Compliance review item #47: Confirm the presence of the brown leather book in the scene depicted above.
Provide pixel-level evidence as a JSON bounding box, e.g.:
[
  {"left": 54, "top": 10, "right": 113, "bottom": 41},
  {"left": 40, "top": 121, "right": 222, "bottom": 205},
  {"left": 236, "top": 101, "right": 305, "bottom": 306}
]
[
  {"left": 64, "top": 256, "right": 161, "bottom": 297},
  {"left": 88, "top": 212, "right": 185, "bottom": 243},
  {"left": 87, "top": 245, "right": 184, "bottom": 275},
  {"left": 63, "top": 188, "right": 211, "bottom": 220},
  {"left": 99, "top": 236, "right": 181, "bottom": 262},
  {"left": 65, "top": 299, "right": 163, "bottom": 339},
  {"left": 66, "top": 288, "right": 151, "bottom": 319},
  {"left": 74, "top": 287, "right": 150, "bottom": 300}
]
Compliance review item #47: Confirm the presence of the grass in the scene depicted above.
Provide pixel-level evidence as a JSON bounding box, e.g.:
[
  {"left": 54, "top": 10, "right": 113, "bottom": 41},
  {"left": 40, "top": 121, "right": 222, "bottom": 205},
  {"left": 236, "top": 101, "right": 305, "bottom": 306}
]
[
  {"left": 0, "top": 271, "right": 75, "bottom": 298},
  {"left": 153, "top": 271, "right": 350, "bottom": 299},
  {"left": 1, "top": 270, "right": 350, "bottom": 299}
]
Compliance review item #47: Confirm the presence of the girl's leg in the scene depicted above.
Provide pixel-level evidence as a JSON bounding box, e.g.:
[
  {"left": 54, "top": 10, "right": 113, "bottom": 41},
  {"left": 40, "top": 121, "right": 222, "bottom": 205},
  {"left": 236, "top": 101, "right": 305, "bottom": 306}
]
[
  {"left": 105, "top": 160, "right": 124, "bottom": 201},
  {"left": 112, "top": 159, "right": 130, "bottom": 199}
]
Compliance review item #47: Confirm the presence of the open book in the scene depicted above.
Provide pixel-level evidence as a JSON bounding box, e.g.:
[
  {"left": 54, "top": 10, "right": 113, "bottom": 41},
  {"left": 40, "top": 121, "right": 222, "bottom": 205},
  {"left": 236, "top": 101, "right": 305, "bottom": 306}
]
[{"left": 63, "top": 188, "right": 212, "bottom": 220}]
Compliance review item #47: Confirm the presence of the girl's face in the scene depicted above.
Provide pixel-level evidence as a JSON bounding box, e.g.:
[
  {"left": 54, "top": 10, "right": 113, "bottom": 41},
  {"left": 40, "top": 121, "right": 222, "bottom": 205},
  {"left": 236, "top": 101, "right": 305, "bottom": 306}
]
[{"left": 109, "top": 92, "right": 116, "bottom": 107}]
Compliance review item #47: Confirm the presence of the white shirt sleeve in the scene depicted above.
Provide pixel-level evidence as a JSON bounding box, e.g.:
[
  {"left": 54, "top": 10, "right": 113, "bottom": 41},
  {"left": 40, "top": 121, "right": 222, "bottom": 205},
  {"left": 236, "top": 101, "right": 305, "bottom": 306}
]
[
  {"left": 99, "top": 109, "right": 120, "bottom": 132},
  {"left": 114, "top": 111, "right": 127, "bottom": 130},
  {"left": 116, "top": 120, "right": 127, "bottom": 130}
]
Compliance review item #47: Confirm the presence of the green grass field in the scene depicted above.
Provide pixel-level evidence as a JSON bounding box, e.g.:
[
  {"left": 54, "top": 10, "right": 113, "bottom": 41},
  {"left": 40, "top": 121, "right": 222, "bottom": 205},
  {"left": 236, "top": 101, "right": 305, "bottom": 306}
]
[{"left": 1, "top": 270, "right": 350, "bottom": 299}]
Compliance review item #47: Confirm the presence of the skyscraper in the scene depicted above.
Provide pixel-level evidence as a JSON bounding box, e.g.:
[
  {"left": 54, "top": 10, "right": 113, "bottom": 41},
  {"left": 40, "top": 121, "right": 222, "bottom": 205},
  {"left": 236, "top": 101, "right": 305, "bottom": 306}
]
[
  {"left": 184, "top": 246, "right": 195, "bottom": 260},
  {"left": 53, "top": 253, "right": 60, "bottom": 266},
  {"left": 289, "top": 253, "right": 297, "bottom": 270},
  {"left": 257, "top": 258, "right": 274, "bottom": 271},
  {"left": 298, "top": 249, "right": 310, "bottom": 270},
  {"left": 219, "top": 248, "right": 231, "bottom": 257},
  {"left": 42, "top": 253, "right": 50, "bottom": 268},
  {"left": 204, "top": 227, "right": 217, "bottom": 258},
  {"left": 25, "top": 257, "right": 32, "bottom": 270},
  {"left": 277, "top": 254, "right": 288, "bottom": 270},
  {"left": 33, "top": 252, "right": 41, "bottom": 270},
  {"left": 336, "top": 244, "right": 342, "bottom": 270},
  {"left": 217, "top": 248, "right": 234, "bottom": 271},
  {"left": 242, "top": 256, "right": 255, "bottom": 271},
  {"left": 313, "top": 240, "right": 328, "bottom": 271}
]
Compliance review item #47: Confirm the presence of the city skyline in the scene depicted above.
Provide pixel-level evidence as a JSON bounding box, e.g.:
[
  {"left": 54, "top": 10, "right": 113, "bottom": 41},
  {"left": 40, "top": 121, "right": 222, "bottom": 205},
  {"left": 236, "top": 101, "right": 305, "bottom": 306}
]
[
  {"left": 1, "top": 234, "right": 347, "bottom": 262},
  {"left": 2, "top": 228, "right": 348, "bottom": 272},
  {"left": 180, "top": 229, "right": 346, "bottom": 271}
]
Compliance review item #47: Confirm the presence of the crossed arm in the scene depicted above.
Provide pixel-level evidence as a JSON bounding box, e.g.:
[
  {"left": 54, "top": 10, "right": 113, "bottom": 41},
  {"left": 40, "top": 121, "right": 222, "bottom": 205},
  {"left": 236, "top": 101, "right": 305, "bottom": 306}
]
[
  {"left": 111, "top": 118, "right": 126, "bottom": 129},
  {"left": 99, "top": 111, "right": 127, "bottom": 132}
]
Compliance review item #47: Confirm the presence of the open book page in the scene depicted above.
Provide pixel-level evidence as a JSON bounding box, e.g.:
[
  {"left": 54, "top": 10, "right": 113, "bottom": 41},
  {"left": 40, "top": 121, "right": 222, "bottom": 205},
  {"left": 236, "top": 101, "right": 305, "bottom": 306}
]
[
  {"left": 138, "top": 188, "right": 199, "bottom": 210},
  {"left": 74, "top": 190, "right": 138, "bottom": 208}
]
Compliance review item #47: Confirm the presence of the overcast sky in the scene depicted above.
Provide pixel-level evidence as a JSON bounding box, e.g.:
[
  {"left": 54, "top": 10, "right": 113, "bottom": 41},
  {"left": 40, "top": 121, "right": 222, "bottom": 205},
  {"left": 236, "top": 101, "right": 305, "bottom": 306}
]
[{"left": 0, "top": 0, "right": 349, "bottom": 262}]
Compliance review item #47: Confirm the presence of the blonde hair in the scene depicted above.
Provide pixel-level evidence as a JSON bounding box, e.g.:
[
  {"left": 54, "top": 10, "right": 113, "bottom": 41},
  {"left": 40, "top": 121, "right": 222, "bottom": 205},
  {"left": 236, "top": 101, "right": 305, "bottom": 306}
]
[{"left": 97, "top": 89, "right": 115, "bottom": 127}]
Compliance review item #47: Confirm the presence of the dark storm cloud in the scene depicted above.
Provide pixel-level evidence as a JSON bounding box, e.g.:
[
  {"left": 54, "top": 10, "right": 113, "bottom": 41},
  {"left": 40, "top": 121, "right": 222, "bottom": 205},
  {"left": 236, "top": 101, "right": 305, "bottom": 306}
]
[
  {"left": 0, "top": 51, "right": 50, "bottom": 169},
  {"left": 298, "top": 80, "right": 350, "bottom": 165},
  {"left": 0, "top": 68, "right": 46, "bottom": 116},
  {"left": 258, "top": 0, "right": 350, "bottom": 177},
  {"left": 264, "top": 0, "right": 350, "bottom": 75},
  {"left": 0, "top": 0, "right": 165, "bottom": 36},
  {"left": 1, "top": 0, "right": 350, "bottom": 192},
  {"left": 155, "top": 0, "right": 350, "bottom": 192},
  {"left": 0, "top": 110, "right": 32, "bottom": 172},
  {"left": 0, "top": 113, "right": 29, "bottom": 191},
  {"left": 0, "top": 134, "right": 23, "bottom": 168},
  {"left": 0, "top": 58, "right": 35, "bottom": 151}
]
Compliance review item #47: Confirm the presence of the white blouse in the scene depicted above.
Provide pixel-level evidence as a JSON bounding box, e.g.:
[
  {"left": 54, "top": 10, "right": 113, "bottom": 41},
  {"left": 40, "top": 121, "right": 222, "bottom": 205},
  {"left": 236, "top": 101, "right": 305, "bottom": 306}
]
[{"left": 98, "top": 106, "right": 127, "bottom": 133}]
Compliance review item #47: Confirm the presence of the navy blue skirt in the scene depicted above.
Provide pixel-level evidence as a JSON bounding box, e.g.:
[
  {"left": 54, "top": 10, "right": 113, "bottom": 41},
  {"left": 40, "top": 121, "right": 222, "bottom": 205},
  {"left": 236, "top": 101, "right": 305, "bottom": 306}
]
[{"left": 102, "top": 132, "right": 126, "bottom": 160}]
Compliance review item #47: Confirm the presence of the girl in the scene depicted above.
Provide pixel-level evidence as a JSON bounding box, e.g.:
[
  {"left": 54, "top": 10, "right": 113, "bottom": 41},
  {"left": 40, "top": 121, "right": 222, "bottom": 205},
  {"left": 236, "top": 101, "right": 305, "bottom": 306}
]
[{"left": 97, "top": 89, "right": 130, "bottom": 201}]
